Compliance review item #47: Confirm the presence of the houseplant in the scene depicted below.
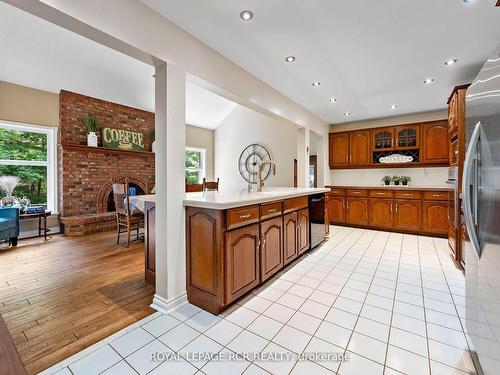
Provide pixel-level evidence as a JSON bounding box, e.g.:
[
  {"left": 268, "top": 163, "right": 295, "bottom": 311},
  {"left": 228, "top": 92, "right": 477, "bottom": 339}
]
[
  {"left": 0, "top": 176, "right": 20, "bottom": 207},
  {"left": 82, "top": 115, "right": 98, "bottom": 147},
  {"left": 392, "top": 175, "right": 401, "bottom": 185},
  {"left": 401, "top": 176, "right": 411, "bottom": 186},
  {"left": 382, "top": 175, "right": 392, "bottom": 186}
]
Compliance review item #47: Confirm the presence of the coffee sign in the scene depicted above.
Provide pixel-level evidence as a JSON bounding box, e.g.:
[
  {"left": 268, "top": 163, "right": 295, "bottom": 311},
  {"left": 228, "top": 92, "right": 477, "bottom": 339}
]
[{"left": 102, "top": 127, "right": 145, "bottom": 151}]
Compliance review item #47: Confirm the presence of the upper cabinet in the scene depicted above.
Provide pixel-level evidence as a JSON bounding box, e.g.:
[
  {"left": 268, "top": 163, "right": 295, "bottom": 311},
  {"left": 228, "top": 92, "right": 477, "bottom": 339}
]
[
  {"left": 349, "top": 131, "right": 370, "bottom": 166},
  {"left": 395, "top": 125, "right": 419, "bottom": 150},
  {"left": 329, "top": 132, "right": 349, "bottom": 167},
  {"left": 373, "top": 127, "right": 394, "bottom": 151},
  {"left": 421, "top": 120, "right": 449, "bottom": 164},
  {"left": 330, "top": 120, "right": 448, "bottom": 169}
]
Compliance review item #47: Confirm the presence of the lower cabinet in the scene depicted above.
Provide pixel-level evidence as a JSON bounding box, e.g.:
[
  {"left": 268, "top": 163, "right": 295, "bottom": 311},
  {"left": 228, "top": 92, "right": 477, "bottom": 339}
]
[
  {"left": 369, "top": 199, "right": 393, "bottom": 229},
  {"left": 328, "top": 196, "right": 345, "bottom": 224},
  {"left": 422, "top": 201, "right": 448, "bottom": 236},
  {"left": 225, "top": 224, "right": 260, "bottom": 304},
  {"left": 284, "top": 212, "right": 298, "bottom": 266},
  {"left": 297, "top": 208, "right": 310, "bottom": 255},
  {"left": 393, "top": 200, "right": 421, "bottom": 231},
  {"left": 346, "top": 198, "right": 368, "bottom": 225},
  {"left": 260, "top": 217, "right": 283, "bottom": 282}
]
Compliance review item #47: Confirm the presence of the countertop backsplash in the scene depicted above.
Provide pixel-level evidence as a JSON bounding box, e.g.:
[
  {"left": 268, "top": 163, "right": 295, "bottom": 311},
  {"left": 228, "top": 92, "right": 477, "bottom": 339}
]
[{"left": 329, "top": 167, "right": 449, "bottom": 187}]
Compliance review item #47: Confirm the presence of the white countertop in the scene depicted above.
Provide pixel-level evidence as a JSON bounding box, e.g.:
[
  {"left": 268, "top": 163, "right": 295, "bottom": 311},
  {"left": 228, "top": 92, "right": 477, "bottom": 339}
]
[
  {"left": 184, "top": 187, "right": 330, "bottom": 209},
  {"left": 129, "top": 194, "right": 156, "bottom": 203}
]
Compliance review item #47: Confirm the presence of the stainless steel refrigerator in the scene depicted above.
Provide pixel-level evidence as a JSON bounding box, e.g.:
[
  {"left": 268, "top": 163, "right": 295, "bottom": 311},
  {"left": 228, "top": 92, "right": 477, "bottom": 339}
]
[{"left": 463, "top": 46, "right": 500, "bottom": 375}]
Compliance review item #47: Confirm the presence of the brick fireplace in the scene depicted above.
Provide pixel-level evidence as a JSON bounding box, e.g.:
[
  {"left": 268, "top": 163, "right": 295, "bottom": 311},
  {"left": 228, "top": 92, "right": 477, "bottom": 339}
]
[{"left": 58, "top": 90, "right": 155, "bottom": 235}]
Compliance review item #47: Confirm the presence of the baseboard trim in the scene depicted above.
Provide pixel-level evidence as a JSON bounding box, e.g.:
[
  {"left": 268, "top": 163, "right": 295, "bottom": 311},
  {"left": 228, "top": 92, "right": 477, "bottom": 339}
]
[{"left": 151, "top": 292, "right": 187, "bottom": 314}]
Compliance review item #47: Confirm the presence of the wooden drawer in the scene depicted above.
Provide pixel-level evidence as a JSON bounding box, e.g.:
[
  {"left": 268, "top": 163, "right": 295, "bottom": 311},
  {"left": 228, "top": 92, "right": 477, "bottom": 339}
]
[
  {"left": 369, "top": 190, "right": 394, "bottom": 198},
  {"left": 284, "top": 196, "right": 308, "bottom": 213},
  {"left": 226, "top": 205, "right": 260, "bottom": 230},
  {"left": 346, "top": 189, "right": 368, "bottom": 197},
  {"left": 328, "top": 188, "right": 345, "bottom": 196},
  {"left": 260, "top": 202, "right": 282, "bottom": 220},
  {"left": 423, "top": 191, "right": 449, "bottom": 201},
  {"left": 394, "top": 190, "right": 421, "bottom": 200}
]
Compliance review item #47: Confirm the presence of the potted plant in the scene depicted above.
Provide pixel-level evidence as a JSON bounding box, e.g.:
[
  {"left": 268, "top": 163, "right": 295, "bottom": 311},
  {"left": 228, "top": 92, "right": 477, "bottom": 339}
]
[
  {"left": 392, "top": 175, "right": 401, "bottom": 185},
  {"left": 382, "top": 175, "right": 392, "bottom": 186},
  {"left": 151, "top": 129, "right": 157, "bottom": 153},
  {"left": 401, "top": 176, "right": 411, "bottom": 186},
  {"left": 82, "top": 115, "right": 98, "bottom": 147}
]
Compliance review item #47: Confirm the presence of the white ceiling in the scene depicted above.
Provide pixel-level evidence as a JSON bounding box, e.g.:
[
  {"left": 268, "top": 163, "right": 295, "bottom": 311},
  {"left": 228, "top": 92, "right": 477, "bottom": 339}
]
[
  {"left": 0, "top": 1, "right": 236, "bottom": 130},
  {"left": 141, "top": 0, "right": 500, "bottom": 124}
]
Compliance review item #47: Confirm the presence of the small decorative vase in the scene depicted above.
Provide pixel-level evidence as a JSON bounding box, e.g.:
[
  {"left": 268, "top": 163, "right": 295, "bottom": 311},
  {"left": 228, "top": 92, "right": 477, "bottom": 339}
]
[
  {"left": 394, "top": 181, "right": 400, "bottom": 186},
  {"left": 1, "top": 195, "right": 19, "bottom": 207},
  {"left": 384, "top": 181, "right": 390, "bottom": 186},
  {"left": 402, "top": 181, "right": 408, "bottom": 186},
  {"left": 87, "top": 132, "right": 98, "bottom": 147}
]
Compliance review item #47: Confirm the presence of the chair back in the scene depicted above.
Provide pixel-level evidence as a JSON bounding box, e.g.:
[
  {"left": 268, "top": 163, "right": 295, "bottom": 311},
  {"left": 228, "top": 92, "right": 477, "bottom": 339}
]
[
  {"left": 112, "top": 180, "right": 130, "bottom": 216},
  {"left": 185, "top": 183, "right": 203, "bottom": 192},
  {"left": 202, "top": 178, "right": 219, "bottom": 192}
]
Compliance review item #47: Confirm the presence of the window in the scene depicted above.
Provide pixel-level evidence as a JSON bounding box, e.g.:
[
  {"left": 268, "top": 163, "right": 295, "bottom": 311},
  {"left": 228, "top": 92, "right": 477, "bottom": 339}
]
[
  {"left": 0, "top": 121, "right": 57, "bottom": 210},
  {"left": 185, "top": 147, "right": 206, "bottom": 184}
]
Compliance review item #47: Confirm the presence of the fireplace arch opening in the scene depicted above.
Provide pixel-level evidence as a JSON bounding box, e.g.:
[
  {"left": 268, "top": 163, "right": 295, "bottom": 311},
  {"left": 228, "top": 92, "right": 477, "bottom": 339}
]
[{"left": 106, "top": 183, "right": 145, "bottom": 212}]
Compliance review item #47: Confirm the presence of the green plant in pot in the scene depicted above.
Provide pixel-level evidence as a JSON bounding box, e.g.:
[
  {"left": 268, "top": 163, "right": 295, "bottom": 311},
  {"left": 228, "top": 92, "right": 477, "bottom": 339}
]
[
  {"left": 401, "top": 176, "right": 411, "bottom": 186},
  {"left": 82, "top": 115, "right": 98, "bottom": 147},
  {"left": 382, "top": 175, "right": 392, "bottom": 186},
  {"left": 392, "top": 175, "right": 401, "bottom": 185}
]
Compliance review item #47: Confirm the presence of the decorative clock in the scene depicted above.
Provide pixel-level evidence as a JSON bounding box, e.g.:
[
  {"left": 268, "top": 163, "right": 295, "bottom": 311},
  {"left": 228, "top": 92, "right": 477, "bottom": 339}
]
[{"left": 238, "top": 144, "right": 272, "bottom": 184}]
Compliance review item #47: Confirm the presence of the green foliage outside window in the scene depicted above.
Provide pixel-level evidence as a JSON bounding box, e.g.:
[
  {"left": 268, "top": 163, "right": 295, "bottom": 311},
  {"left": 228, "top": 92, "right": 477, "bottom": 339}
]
[
  {"left": 185, "top": 149, "right": 203, "bottom": 184},
  {"left": 0, "top": 128, "right": 48, "bottom": 205}
]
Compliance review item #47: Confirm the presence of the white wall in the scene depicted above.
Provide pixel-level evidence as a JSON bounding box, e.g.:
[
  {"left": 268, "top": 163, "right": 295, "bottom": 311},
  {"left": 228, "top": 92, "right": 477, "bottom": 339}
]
[
  {"left": 329, "top": 111, "right": 449, "bottom": 187},
  {"left": 214, "top": 105, "right": 298, "bottom": 189}
]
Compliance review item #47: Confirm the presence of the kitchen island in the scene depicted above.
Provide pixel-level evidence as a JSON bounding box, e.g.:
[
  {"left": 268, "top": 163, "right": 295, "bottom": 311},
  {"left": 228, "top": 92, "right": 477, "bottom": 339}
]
[{"left": 184, "top": 187, "right": 329, "bottom": 314}]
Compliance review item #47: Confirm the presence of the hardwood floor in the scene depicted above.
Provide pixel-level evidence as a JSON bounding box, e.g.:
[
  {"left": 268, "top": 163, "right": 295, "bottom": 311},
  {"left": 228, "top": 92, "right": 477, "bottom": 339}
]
[{"left": 0, "top": 231, "right": 155, "bottom": 374}]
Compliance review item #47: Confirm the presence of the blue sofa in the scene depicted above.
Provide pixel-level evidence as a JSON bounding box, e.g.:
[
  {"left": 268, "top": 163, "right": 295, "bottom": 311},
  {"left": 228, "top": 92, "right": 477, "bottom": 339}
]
[{"left": 0, "top": 207, "right": 19, "bottom": 246}]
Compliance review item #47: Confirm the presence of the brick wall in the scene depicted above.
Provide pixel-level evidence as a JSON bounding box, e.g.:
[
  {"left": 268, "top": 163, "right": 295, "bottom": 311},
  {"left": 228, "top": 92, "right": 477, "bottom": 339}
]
[{"left": 58, "top": 90, "right": 155, "bottom": 235}]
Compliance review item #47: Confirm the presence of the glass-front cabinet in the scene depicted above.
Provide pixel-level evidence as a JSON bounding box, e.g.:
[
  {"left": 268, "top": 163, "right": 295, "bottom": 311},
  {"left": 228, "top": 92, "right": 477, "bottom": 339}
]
[
  {"left": 395, "top": 125, "right": 419, "bottom": 150},
  {"left": 372, "top": 127, "right": 394, "bottom": 150}
]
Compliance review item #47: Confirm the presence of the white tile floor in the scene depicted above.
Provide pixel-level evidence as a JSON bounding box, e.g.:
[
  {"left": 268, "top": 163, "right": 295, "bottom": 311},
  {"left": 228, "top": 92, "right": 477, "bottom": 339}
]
[{"left": 40, "top": 226, "right": 477, "bottom": 375}]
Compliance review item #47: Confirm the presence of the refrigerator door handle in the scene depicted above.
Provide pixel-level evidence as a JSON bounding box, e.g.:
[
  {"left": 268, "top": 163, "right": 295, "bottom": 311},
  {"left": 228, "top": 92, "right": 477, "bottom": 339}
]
[{"left": 462, "top": 121, "right": 482, "bottom": 257}]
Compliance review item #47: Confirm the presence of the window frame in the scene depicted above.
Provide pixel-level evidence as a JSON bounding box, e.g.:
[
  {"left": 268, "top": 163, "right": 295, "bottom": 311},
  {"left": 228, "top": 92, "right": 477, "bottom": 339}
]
[
  {"left": 0, "top": 120, "right": 58, "bottom": 212},
  {"left": 184, "top": 146, "right": 206, "bottom": 184}
]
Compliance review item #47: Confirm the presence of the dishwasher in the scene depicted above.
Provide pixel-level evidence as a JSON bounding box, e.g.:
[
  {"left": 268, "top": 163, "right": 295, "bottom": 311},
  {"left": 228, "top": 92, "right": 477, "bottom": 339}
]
[{"left": 308, "top": 193, "right": 327, "bottom": 248}]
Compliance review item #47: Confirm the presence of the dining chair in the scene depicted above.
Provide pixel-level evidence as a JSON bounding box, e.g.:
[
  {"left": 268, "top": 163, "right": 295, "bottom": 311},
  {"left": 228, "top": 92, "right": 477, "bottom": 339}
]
[
  {"left": 202, "top": 178, "right": 219, "bottom": 192},
  {"left": 112, "top": 179, "right": 144, "bottom": 247},
  {"left": 185, "top": 183, "right": 203, "bottom": 192}
]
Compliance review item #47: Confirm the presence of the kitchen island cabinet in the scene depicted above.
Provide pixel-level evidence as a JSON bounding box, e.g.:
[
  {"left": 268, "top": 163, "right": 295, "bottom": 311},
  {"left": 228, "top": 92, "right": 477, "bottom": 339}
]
[{"left": 184, "top": 188, "right": 328, "bottom": 314}]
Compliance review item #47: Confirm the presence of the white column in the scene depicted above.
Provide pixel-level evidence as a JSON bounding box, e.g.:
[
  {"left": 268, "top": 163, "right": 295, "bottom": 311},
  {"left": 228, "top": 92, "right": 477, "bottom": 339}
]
[
  {"left": 153, "top": 62, "right": 187, "bottom": 312},
  {"left": 296, "top": 127, "right": 310, "bottom": 187}
]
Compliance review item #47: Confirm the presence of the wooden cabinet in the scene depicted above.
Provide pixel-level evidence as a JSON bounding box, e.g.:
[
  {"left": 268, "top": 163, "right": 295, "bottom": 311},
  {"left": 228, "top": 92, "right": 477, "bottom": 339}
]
[
  {"left": 329, "top": 132, "right": 349, "bottom": 168},
  {"left": 330, "top": 120, "right": 449, "bottom": 169},
  {"left": 372, "top": 127, "right": 394, "bottom": 151},
  {"left": 422, "top": 201, "right": 448, "bottom": 236},
  {"left": 422, "top": 121, "right": 449, "bottom": 164},
  {"left": 346, "top": 198, "right": 368, "bottom": 225},
  {"left": 349, "top": 130, "right": 370, "bottom": 166},
  {"left": 225, "top": 224, "right": 260, "bottom": 304},
  {"left": 327, "top": 196, "right": 345, "bottom": 224},
  {"left": 395, "top": 125, "right": 420, "bottom": 150},
  {"left": 393, "top": 200, "right": 421, "bottom": 231},
  {"left": 369, "top": 199, "right": 393, "bottom": 229},
  {"left": 260, "top": 217, "right": 283, "bottom": 282},
  {"left": 297, "top": 208, "right": 309, "bottom": 255},
  {"left": 283, "top": 212, "right": 298, "bottom": 265},
  {"left": 186, "top": 195, "right": 314, "bottom": 314}
]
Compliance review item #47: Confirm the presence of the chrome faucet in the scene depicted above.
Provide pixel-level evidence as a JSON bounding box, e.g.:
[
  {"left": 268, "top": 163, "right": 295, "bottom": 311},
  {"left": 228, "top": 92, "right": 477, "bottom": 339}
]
[{"left": 258, "top": 160, "right": 276, "bottom": 192}]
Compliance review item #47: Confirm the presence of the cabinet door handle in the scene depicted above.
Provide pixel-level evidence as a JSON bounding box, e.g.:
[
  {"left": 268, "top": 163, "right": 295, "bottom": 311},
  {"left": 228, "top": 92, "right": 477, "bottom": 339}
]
[
  {"left": 395, "top": 204, "right": 398, "bottom": 213},
  {"left": 257, "top": 235, "right": 261, "bottom": 248},
  {"left": 261, "top": 234, "right": 266, "bottom": 247},
  {"left": 239, "top": 213, "right": 251, "bottom": 219},
  {"left": 390, "top": 204, "right": 393, "bottom": 213},
  {"left": 432, "top": 194, "right": 442, "bottom": 197},
  {"left": 268, "top": 209, "right": 277, "bottom": 213}
]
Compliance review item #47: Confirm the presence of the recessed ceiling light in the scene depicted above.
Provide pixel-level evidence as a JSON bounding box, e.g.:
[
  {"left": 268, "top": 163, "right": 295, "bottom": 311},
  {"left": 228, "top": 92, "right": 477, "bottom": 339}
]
[
  {"left": 445, "top": 58, "right": 458, "bottom": 66},
  {"left": 329, "top": 97, "right": 337, "bottom": 103},
  {"left": 424, "top": 78, "right": 435, "bottom": 84},
  {"left": 390, "top": 104, "right": 398, "bottom": 110},
  {"left": 312, "top": 81, "right": 320, "bottom": 87},
  {"left": 285, "top": 56, "right": 296, "bottom": 63},
  {"left": 344, "top": 112, "right": 351, "bottom": 116},
  {"left": 240, "top": 10, "right": 253, "bottom": 21}
]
